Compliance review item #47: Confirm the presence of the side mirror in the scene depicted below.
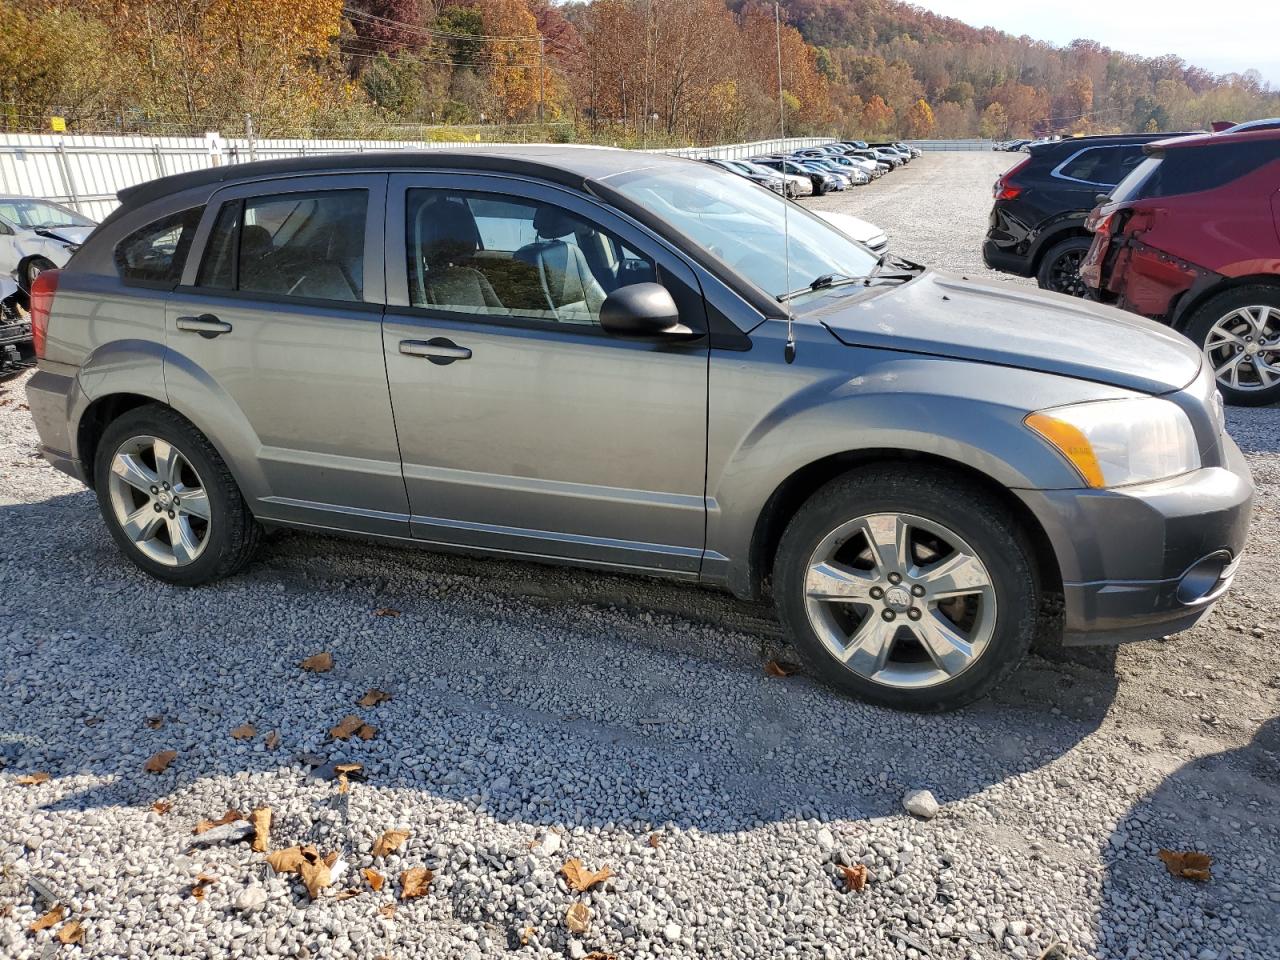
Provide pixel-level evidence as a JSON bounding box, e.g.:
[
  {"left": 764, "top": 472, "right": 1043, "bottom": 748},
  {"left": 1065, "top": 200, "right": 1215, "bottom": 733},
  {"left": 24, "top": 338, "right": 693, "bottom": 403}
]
[{"left": 599, "top": 282, "right": 697, "bottom": 341}]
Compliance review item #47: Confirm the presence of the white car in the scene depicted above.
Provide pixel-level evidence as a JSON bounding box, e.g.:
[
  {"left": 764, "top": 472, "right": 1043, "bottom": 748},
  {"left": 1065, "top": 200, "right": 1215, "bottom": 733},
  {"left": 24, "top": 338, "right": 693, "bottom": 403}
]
[
  {"left": 813, "top": 210, "right": 889, "bottom": 256},
  {"left": 0, "top": 196, "right": 97, "bottom": 295}
]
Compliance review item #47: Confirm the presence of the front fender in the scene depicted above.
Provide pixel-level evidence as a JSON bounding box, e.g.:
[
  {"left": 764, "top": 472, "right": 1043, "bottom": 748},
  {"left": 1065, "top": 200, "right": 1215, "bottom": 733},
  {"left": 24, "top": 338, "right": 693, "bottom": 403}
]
[{"left": 705, "top": 322, "right": 1136, "bottom": 594}]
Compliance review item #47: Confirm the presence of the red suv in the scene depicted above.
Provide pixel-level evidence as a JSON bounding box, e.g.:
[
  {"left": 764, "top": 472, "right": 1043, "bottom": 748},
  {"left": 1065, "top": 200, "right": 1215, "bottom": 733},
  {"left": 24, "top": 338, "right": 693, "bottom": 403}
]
[{"left": 1081, "top": 129, "right": 1280, "bottom": 404}]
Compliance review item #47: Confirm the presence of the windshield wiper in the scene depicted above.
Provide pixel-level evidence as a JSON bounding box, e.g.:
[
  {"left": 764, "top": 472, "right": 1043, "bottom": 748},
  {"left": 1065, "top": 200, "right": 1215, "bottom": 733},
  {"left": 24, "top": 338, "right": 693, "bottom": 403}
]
[{"left": 777, "top": 273, "right": 865, "bottom": 302}]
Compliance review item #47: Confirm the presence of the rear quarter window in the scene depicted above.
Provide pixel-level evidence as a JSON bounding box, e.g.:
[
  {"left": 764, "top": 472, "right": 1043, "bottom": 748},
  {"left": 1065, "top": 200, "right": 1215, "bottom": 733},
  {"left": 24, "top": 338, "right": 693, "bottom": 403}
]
[
  {"left": 114, "top": 207, "right": 203, "bottom": 287},
  {"left": 1134, "top": 141, "right": 1278, "bottom": 198}
]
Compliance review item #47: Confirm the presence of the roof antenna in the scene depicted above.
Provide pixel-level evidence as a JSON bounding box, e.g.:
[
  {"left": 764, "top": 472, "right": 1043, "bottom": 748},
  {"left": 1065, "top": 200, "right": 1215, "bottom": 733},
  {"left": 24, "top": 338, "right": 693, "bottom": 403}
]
[{"left": 776, "top": 1, "right": 796, "bottom": 364}]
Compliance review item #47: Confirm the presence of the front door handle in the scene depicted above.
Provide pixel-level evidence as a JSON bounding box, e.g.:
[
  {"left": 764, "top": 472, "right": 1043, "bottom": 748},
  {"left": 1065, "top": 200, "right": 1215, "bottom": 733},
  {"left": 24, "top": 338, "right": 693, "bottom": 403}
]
[
  {"left": 399, "top": 337, "right": 472, "bottom": 365},
  {"left": 176, "top": 314, "right": 232, "bottom": 338}
]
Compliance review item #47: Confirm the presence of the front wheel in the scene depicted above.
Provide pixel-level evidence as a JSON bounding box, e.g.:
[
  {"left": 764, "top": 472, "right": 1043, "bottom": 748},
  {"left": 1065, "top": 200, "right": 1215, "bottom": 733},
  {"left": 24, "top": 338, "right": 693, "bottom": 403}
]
[
  {"left": 1186, "top": 286, "right": 1280, "bottom": 406},
  {"left": 774, "top": 467, "right": 1037, "bottom": 712},
  {"left": 1035, "top": 237, "right": 1093, "bottom": 297}
]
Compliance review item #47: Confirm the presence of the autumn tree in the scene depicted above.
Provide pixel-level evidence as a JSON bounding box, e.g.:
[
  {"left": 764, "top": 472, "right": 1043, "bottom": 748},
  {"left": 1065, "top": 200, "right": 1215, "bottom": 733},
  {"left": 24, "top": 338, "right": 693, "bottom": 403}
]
[
  {"left": 979, "top": 101, "right": 1009, "bottom": 139},
  {"left": 904, "top": 98, "right": 934, "bottom": 137}
]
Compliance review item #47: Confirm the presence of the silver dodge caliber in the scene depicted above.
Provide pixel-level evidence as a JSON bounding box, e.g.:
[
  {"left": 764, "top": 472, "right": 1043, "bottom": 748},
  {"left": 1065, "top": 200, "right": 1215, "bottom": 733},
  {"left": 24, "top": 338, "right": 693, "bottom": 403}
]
[{"left": 25, "top": 147, "right": 1254, "bottom": 711}]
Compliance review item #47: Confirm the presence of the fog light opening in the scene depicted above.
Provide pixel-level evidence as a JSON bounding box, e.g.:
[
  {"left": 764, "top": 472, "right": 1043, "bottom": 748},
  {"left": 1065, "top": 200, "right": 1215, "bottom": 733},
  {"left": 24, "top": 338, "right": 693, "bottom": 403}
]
[{"left": 1176, "top": 552, "right": 1231, "bottom": 605}]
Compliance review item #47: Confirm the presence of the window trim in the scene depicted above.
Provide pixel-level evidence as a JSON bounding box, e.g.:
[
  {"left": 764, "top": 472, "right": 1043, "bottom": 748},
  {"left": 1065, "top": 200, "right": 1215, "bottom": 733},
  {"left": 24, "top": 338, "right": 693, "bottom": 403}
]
[
  {"left": 180, "top": 173, "right": 387, "bottom": 305},
  {"left": 1049, "top": 145, "right": 1140, "bottom": 188},
  {"left": 385, "top": 172, "right": 707, "bottom": 338}
]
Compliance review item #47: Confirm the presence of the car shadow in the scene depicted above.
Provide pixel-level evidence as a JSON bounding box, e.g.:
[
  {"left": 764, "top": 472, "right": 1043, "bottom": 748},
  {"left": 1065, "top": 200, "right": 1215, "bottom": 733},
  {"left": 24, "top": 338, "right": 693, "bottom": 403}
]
[
  {"left": 1092, "top": 717, "right": 1280, "bottom": 957},
  {"left": 2, "top": 490, "right": 1118, "bottom": 834}
]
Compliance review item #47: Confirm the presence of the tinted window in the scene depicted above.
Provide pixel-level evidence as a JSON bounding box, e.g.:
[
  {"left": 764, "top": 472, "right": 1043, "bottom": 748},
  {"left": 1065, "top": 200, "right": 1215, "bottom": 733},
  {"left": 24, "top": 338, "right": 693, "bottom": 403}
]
[
  {"left": 115, "top": 207, "right": 203, "bottom": 286},
  {"left": 405, "top": 189, "right": 655, "bottom": 325},
  {"left": 1134, "top": 141, "right": 1278, "bottom": 198},
  {"left": 197, "top": 190, "right": 367, "bottom": 301}
]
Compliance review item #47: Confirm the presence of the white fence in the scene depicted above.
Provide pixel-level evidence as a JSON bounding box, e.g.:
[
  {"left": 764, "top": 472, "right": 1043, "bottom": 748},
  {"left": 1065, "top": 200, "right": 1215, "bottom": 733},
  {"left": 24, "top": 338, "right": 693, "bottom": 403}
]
[
  {"left": 902, "top": 138, "right": 994, "bottom": 152},
  {"left": 0, "top": 132, "right": 836, "bottom": 221}
]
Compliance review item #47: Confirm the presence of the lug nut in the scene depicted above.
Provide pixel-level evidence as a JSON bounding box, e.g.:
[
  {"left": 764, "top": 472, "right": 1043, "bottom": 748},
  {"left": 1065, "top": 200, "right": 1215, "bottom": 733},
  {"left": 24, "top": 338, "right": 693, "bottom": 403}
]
[
  {"left": 908, "top": 608, "right": 922, "bottom": 621},
  {"left": 869, "top": 587, "right": 883, "bottom": 600},
  {"left": 167, "top": 510, "right": 176, "bottom": 519},
  {"left": 881, "top": 609, "right": 896, "bottom": 622},
  {"left": 888, "top": 572, "right": 902, "bottom": 585},
  {"left": 153, "top": 503, "right": 162, "bottom": 513},
  {"left": 911, "top": 584, "right": 925, "bottom": 597},
  {"left": 162, "top": 482, "right": 170, "bottom": 490},
  {"left": 150, "top": 485, "right": 158, "bottom": 494}
]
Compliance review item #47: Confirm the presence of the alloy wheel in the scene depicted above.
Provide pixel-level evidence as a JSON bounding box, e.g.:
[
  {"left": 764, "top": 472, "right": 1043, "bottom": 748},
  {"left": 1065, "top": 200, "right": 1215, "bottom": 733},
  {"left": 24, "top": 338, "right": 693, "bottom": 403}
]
[
  {"left": 1047, "top": 248, "right": 1088, "bottom": 297},
  {"left": 1205, "top": 305, "right": 1280, "bottom": 393},
  {"left": 106, "top": 435, "right": 211, "bottom": 566},
  {"left": 801, "top": 512, "right": 997, "bottom": 689}
]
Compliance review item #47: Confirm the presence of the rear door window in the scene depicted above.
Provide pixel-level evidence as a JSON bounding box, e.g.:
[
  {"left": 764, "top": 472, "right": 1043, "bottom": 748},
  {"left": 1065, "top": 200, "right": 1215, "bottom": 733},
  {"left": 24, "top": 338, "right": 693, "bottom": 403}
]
[
  {"left": 196, "top": 190, "right": 368, "bottom": 302},
  {"left": 115, "top": 207, "right": 203, "bottom": 287}
]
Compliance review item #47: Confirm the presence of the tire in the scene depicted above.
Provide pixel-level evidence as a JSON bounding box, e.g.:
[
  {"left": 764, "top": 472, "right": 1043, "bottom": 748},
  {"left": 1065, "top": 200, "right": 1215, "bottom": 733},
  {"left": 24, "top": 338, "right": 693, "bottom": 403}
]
[
  {"left": 1184, "top": 285, "right": 1280, "bottom": 406},
  {"left": 93, "top": 404, "right": 262, "bottom": 585},
  {"left": 20, "top": 256, "right": 57, "bottom": 293},
  {"left": 1035, "top": 236, "right": 1093, "bottom": 298},
  {"left": 773, "top": 466, "right": 1037, "bottom": 712}
]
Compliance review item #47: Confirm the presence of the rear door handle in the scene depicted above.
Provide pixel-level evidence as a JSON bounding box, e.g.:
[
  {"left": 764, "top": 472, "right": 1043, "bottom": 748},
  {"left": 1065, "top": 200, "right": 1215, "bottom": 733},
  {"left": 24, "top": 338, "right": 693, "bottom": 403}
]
[
  {"left": 176, "top": 314, "right": 232, "bottom": 337},
  {"left": 399, "top": 337, "right": 472, "bottom": 365}
]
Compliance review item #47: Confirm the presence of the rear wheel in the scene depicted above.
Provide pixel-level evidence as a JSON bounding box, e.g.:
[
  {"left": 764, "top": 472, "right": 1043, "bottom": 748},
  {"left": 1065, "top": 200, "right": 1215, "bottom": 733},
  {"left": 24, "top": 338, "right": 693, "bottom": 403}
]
[
  {"left": 1186, "top": 286, "right": 1280, "bottom": 406},
  {"left": 1036, "top": 237, "right": 1092, "bottom": 297},
  {"left": 94, "top": 405, "right": 261, "bottom": 585},
  {"left": 774, "top": 467, "right": 1037, "bottom": 712}
]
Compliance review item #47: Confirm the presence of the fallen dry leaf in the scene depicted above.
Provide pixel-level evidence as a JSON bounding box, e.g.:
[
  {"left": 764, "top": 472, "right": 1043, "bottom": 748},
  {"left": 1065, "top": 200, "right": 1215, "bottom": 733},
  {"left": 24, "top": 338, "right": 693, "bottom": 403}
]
[
  {"left": 335, "top": 762, "right": 364, "bottom": 795},
  {"left": 151, "top": 801, "right": 171, "bottom": 815},
  {"left": 191, "top": 873, "right": 217, "bottom": 900},
  {"left": 193, "top": 809, "right": 243, "bottom": 835},
  {"left": 357, "top": 688, "right": 392, "bottom": 707},
  {"left": 264, "top": 730, "right": 281, "bottom": 750},
  {"left": 143, "top": 750, "right": 177, "bottom": 774},
  {"left": 647, "top": 832, "right": 662, "bottom": 848},
  {"left": 372, "top": 829, "right": 409, "bottom": 858},
  {"left": 399, "top": 867, "right": 432, "bottom": 900},
  {"left": 16, "top": 772, "right": 51, "bottom": 786},
  {"left": 230, "top": 723, "right": 257, "bottom": 740},
  {"left": 329, "top": 714, "right": 376, "bottom": 741},
  {"left": 372, "top": 607, "right": 401, "bottom": 617},
  {"left": 144, "top": 715, "right": 165, "bottom": 729},
  {"left": 332, "top": 888, "right": 361, "bottom": 901},
  {"left": 55, "top": 919, "right": 85, "bottom": 945},
  {"left": 560, "top": 859, "right": 613, "bottom": 893},
  {"left": 29, "top": 905, "right": 64, "bottom": 932},
  {"left": 83, "top": 716, "right": 103, "bottom": 727},
  {"left": 301, "top": 651, "right": 333, "bottom": 672},
  {"left": 764, "top": 659, "right": 798, "bottom": 678},
  {"left": 838, "top": 863, "right": 869, "bottom": 892},
  {"left": 267, "top": 846, "right": 310, "bottom": 874},
  {"left": 520, "top": 926, "right": 534, "bottom": 945},
  {"left": 584, "top": 953, "right": 618, "bottom": 960},
  {"left": 250, "top": 807, "right": 272, "bottom": 853},
  {"left": 363, "top": 868, "right": 385, "bottom": 892},
  {"left": 565, "top": 902, "right": 590, "bottom": 935},
  {"left": 378, "top": 903, "right": 397, "bottom": 919},
  {"left": 1158, "top": 848, "right": 1213, "bottom": 881},
  {"left": 299, "top": 856, "right": 333, "bottom": 899}
]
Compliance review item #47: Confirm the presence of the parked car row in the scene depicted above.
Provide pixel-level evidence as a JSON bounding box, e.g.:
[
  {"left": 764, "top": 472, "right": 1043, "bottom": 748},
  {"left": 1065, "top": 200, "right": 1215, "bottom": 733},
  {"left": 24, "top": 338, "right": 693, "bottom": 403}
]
[{"left": 701, "top": 140, "right": 921, "bottom": 199}]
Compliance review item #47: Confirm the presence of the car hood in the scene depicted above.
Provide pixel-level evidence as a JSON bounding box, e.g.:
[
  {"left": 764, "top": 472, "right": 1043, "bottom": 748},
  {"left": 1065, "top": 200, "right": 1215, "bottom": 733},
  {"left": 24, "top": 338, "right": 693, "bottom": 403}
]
[
  {"left": 32, "top": 225, "right": 94, "bottom": 246},
  {"left": 810, "top": 271, "right": 1202, "bottom": 395},
  {"left": 813, "top": 210, "right": 887, "bottom": 248}
]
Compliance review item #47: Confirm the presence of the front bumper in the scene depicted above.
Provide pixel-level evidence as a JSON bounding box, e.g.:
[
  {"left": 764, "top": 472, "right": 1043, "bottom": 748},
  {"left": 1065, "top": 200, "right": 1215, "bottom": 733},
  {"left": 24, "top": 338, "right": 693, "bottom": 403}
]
[{"left": 1016, "top": 434, "right": 1254, "bottom": 644}]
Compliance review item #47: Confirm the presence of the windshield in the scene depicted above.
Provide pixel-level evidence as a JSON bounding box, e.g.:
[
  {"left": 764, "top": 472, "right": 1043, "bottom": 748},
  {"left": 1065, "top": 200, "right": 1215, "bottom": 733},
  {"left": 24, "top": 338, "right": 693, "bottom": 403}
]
[
  {"left": 608, "top": 163, "right": 879, "bottom": 301},
  {"left": 0, "top": 198, "right": 94, "bottom": 229}
]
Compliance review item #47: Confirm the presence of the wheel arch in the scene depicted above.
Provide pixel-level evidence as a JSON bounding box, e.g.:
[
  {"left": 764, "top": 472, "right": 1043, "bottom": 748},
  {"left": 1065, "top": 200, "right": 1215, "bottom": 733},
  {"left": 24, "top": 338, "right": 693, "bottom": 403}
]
[
  {"left": 744, "top": 449, "right": 1062, "bottom": 602},
  {"left": 1170, "top": 273, "right": 1280, "bottom": 333},
  {"left": 77, "top": 392, "right": 159, "bottom": 489}
]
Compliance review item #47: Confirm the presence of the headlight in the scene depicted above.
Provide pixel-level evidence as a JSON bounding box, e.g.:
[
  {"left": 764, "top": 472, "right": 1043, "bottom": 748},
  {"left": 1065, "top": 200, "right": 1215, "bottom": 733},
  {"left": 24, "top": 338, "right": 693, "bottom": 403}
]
[{"left": 1025, "top": 398, "right": 1200, "bottom": 488}]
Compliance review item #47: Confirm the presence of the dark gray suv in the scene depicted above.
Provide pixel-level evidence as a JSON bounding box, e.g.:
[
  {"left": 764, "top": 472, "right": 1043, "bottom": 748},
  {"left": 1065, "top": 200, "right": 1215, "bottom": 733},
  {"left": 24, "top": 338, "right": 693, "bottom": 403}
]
[{"left": 24, "top": 147, "right": 1253, "bottom": 711}]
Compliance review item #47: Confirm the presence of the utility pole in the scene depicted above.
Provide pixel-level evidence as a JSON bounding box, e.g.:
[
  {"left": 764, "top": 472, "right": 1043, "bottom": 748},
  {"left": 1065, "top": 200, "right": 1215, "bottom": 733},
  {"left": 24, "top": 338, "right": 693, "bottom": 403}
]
[
  {"left": 538, "top": 36, "right": 546, "bottom": 125},
  {"left": 244, "top": 113, "right": 256, "bottom": 162},
  {"left": 774, "top": 2, "right": 786, "bottom": 140}
]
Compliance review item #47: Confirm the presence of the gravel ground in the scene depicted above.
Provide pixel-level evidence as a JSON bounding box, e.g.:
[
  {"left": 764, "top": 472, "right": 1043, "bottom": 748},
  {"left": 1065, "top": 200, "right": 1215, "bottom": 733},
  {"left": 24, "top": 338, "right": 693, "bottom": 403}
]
[{"left": 1, "top": 152, "right": 1278, "bottom": 960}]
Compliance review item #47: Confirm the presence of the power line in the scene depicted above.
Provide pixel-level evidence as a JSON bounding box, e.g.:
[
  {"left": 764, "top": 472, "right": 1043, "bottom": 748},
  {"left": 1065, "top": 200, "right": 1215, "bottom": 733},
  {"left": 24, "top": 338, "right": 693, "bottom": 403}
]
[{"left": 341, "top": 7, "right": 541, "bottom": 44}]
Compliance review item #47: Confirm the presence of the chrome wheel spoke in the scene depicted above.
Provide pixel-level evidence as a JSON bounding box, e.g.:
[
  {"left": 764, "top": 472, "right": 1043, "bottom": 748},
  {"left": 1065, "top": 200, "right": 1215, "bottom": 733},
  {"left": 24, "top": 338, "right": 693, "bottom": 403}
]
[
  {"left": 858, "top": 514, "right": 910, "bottom": 575},
  {"left": 168, "top": 516, "right": 202, "bottom": 565},
  {"left": 112, "top": 453, "right": 159, "bottom": 494},
  {"left": 121, "top": 504, "right": 165, "bottom": 544},
  {"left": 176, "top": 486, "right": 210, "bottom": 520},
  {"left": 915, "top": 550, "right": 990, "bottom": 600},
  {"left": 910, "top": 611, "right": 975, "bottom": 676},
  {"left": 806, "top": 560, "right": 876, "bottom": 603},
  {"left": 842, "top": 614, "right": 897, "bottom": 676},
  {"left": 152, "top": 438, "right": 182, "bottom": 489}
]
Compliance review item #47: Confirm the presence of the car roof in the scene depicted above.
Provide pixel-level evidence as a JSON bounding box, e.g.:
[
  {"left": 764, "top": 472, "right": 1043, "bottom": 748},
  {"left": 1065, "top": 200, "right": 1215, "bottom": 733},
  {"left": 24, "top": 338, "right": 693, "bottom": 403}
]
[
  {"left": 1026, "top": 133, "right": 1193, "bottom": 155},
  {"left": 1224, "top": 117, "right": 1280, "bottom": 132},
  {"left": 1148, "top": 128, "right": 1280, "bottom": 151},
  {"left": 115, "top": 145, "right": 694, "bottom": 211}
]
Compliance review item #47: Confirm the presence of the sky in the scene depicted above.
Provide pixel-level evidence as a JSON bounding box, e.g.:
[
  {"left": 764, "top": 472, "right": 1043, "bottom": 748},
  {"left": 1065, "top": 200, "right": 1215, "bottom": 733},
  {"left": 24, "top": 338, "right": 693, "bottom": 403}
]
[{"left": 912, "top": 1, "right": 1279, "bottom": 86}]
